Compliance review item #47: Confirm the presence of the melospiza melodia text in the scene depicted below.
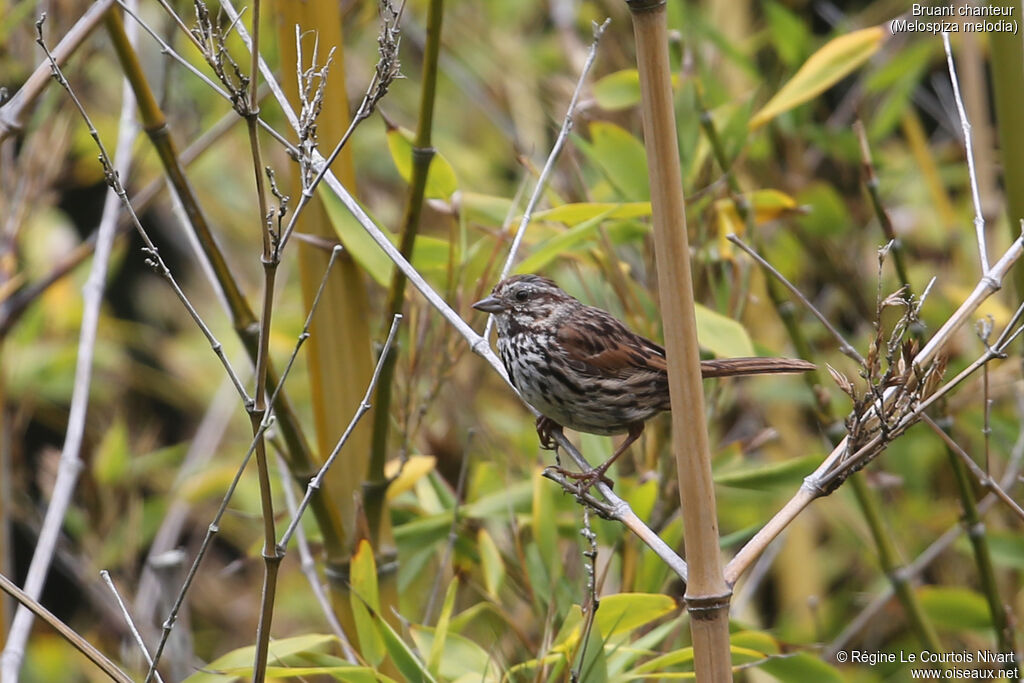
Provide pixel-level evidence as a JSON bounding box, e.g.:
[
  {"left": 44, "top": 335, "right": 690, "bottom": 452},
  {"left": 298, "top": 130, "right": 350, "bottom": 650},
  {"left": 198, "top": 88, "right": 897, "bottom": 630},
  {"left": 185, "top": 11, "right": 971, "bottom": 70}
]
[{"left": 473, "top": 274, "right": 814, "bottom": 486}]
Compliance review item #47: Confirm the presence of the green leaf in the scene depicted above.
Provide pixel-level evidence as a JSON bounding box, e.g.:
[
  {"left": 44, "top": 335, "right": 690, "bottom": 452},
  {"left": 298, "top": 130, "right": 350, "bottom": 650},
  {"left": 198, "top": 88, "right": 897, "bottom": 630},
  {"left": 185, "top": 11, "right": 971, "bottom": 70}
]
[
  {"left": 427, "top": 578, "right": 457, "bottom": 674},
  {"left": 584, "top": 121, "right": 650, "bottom": 200},
  {"left": 411, "top": 234, "right": 454, "bottom": 279},
  {"left": 350, "top": 539, "right": 386, "bottom": 666},
  {"left": 631, "top": 646, "right": 695, "bottom": 674},
  {"left": 755, "top": 652, "right": 844, "bottom": 683},
  {"left": 974, "top": 531, "right": 1024, "bottom": 569},
  {"left": 763, "top": 1, "right": 812, "bottom": 67},
  {"left": 460, "top": 192, "right": 514, "bottom": 227},
  {"left": 918, "top": 586, "right": 992, "bottom": 631},
  {"left": 730, "top": 629, "right": 782, "bottom": 655},
  {"left": 386, "top": 126, "right": 458, "bottom": 200},
  {"left": 593, "top": 69, "right": 643, "bottom": 110},
  {"left": 593, "top": 593, "right": 676, "bottom": 637},
  {"left": 92, "top": 418, "right": 130, "bottom": 486},
  {"left": 477, "top": 528, "right": 505, "bottom": 597},
  {"left": 713, "top": 456, "right": 820, "bottom": 490},
  {"left": 573, "top": 614, "right": 609, "bottom": 683},
  {"left": 694, "top": 303, "right": 754, "bottom": 358},
  {"left": 184, "top": 634, "right": 338, "bottom": 682},
  {"left": 376, "top": 612, "right": 437, "bottom": 682},
  {"left": 514, "top": 209, "right": 612, "bottom": 274},
  {"left": 531, "top": 468, "right": 558, "bottom": 579},
  {"left": 319, "top": 187, "right": 395, "bottom": 287},
  {"left": 531, "top": 202, "right": 652, "bottom": 226},
  {"left": 794, "top": 183, "right": 850, "bottom": 237},
  {"left": 212, "top": 665, "right": 394, "bottom": 682},
  {"left": 750, "top": 26, "right": 886, "bottom": 130},
  {"left": 593, "top": 69, "right": 680, "bottom": 110},
  {"left": 410, "top": 625, "right": 497, "bottom": 681}
]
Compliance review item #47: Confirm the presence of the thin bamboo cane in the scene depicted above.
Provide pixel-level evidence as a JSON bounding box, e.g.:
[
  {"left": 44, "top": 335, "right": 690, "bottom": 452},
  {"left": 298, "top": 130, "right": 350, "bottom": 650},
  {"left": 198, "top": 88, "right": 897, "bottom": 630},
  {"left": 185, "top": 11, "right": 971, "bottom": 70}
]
[{"left": 628, "top": 1, "right": 732, "bottom": 679}]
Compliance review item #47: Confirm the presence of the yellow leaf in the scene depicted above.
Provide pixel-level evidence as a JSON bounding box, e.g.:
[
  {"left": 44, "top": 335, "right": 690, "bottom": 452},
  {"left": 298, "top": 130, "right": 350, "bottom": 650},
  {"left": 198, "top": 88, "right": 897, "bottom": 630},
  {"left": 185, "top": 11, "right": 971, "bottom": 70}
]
[
  {"left": 750, "top": 26, "right": 886, "bottom": 130},
  {"left": 714, "top": 189, "right": 799, "bottom": 256},
  {"left": 385, "top": 455, "right": 437, "bottom": 501}
]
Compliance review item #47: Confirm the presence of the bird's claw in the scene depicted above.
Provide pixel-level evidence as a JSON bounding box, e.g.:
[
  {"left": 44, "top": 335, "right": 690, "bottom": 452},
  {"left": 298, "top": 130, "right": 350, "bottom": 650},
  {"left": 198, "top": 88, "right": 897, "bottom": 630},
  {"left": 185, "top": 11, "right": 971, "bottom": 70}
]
[
  {"left": 535, "top": 416, "right": 563, "bottom": 451},
  {"left": 546, "top": 464, "right": 614, "bottom": 492}
]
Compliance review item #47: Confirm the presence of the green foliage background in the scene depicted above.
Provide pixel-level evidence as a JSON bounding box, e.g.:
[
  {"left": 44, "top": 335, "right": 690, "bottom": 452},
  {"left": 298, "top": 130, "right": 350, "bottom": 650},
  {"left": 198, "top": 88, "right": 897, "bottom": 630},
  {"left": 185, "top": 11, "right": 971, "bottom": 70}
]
[{"left": 1, "top": 0, "right": 1022, "bottom": 680}]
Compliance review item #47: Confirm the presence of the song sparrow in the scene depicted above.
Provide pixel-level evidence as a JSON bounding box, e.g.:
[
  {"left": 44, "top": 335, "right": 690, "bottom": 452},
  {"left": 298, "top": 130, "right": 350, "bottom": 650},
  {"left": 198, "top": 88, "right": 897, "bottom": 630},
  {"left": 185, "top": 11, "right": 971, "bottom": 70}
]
[{"left": 473, "top": 274, "right": 815, "bottom": 485}]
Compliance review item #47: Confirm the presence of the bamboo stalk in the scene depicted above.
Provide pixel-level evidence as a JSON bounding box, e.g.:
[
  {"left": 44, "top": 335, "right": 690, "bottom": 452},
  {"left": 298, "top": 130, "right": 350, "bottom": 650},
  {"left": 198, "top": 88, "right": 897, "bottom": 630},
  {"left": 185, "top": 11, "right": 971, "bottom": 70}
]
[
  {"left": 241, "top": 1, "right": 284, "bottom": 676},
  {"left": 367, "top": 0, "right": 444, "bottom": 546},
  {"left": 936, "top": 416, "right": 1015, "bottom": 653},
  {"left": 628, "top": 1, "right": 731, "bottom": 679},
  {"left": 848, "top": 476, "right": 944, "bottom": 655}
]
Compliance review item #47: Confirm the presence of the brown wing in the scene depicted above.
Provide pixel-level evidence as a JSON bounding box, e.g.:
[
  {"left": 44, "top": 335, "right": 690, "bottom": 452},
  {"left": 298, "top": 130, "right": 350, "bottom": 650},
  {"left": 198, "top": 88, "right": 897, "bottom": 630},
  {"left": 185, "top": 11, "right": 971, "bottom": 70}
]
[
  {"left": 557, "top": 306, "right": 815, "bottom": 380},
  {"left": 555, "top": 306, "right": 667, "bottom": 380}
]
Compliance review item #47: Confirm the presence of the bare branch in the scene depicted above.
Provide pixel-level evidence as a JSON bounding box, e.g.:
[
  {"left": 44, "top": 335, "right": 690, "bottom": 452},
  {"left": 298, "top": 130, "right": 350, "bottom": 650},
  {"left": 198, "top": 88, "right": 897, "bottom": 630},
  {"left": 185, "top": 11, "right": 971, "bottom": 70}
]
[{"left": 942, "top": 31, "right": 989, "bottom": 274}]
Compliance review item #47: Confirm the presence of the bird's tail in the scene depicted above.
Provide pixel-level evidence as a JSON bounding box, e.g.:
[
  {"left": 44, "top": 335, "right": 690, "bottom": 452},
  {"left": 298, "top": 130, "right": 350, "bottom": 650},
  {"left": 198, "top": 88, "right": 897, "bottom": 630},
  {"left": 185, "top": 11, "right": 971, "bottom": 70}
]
[{"left": 699, "top": 357, "right": 816, "bottom": 378}]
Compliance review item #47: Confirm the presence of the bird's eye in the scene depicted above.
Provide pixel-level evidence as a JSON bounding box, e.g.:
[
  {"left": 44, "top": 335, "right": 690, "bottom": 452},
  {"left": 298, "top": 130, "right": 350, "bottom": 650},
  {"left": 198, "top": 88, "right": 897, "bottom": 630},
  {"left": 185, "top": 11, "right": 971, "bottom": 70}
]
[{"left": 514, "top": 289, "right": 529, "bottom": 302}]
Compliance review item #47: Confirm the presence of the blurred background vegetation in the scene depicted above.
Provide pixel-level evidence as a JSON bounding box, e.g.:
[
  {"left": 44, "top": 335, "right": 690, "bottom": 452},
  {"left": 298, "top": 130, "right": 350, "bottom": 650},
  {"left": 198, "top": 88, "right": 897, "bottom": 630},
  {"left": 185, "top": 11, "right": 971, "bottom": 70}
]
[{"left": 1, "top": 0, "right": 1022, "bottom": 680}]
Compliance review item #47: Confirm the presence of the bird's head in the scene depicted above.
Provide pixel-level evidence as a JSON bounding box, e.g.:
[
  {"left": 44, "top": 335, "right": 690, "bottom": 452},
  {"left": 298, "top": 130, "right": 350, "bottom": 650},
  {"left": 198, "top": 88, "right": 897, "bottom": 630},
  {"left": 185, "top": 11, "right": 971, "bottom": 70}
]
[{"left": 472, "top": 274, "right": 578, "bottom": 332}]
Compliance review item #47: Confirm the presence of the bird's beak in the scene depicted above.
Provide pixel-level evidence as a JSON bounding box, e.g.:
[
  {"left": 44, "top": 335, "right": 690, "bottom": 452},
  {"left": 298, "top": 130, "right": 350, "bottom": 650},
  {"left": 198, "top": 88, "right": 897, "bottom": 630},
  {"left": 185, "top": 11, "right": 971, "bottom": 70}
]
[{"left": 472, "top": 295, "right": 504, "bottom": 313}]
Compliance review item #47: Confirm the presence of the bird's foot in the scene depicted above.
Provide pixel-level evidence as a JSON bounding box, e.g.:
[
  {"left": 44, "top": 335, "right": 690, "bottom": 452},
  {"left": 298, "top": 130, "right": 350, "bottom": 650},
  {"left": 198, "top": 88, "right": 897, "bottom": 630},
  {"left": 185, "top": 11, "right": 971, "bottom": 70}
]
[
  {"left": 535, "top": 416, "right": 563, "bottom": 451},
  {"left": 547, "top": 463, "right": 614, "bottom": 492}
]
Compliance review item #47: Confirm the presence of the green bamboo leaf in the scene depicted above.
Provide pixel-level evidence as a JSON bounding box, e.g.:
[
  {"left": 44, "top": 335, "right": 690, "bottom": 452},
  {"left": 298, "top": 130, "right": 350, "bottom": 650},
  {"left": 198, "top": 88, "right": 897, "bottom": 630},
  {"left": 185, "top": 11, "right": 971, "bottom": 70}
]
[
  {"left": 411, "top": 234, "right": 454, "bottom": 279},
  {"left": 584, "top": 121, "right": 650, "bottom": 200},
  {"left": 750, "top": 26, "right": 886, "bottom": 130},
  {"left": 531, "top": 202, "right": 652, "bottom": 225},
  {"left": 183, "top": 634, "right": 338, "bottom": 682},
  {"left": 593, "top": 69, "right": 680, "bottom": 110},
  {"left": 460, "top": 192, "right": 514, "bottom": 227},
  {"left": 694, "top": 303, "right": 754, "bottom": 358},
  {"left": 92, "top": 418, "right": 130, "bottom": 486},
  {"left": 713, "top": 455, "right": 820, "bottom": 490},
  {"left": 973, "top": 531, "right": 1024, "bottom": 568},
  {"left": 918, "top": 586, "right": 992, "bottom": 631},
  {"left": 386, "top": 125, "right": 458, "bottom": 200},
  {"left": 633, "top": 644, "right": 772, "bottom": 675},
  {"left": 628, "top": 645, "right": 694, "bottom": 674},
  {"left": 319, "top": 187, "right": 394, "bottom": 287},
  {"left": 531, "top": 468, "right": 558, "bottom": 577},
  {"left": 593, "top": 593, "right": 676, "bottom": 637},
  {"left": 763, "top": 1, "right": 813, "bottom": 67},
  {"left": 210, "top": 665, "right": 394, "bottom": 682},
  {"left": 513, "top": 209, "right": 612, "bottom": 274},
  {"left": 350, "top": 539, "right": 386, "bottom": 666},
  {"left": 427, "top": 578, "right": 457, "bottom": 674},
  {"left": 754, "top": 652, "right": 844, "bottom": 682},
  {"left": 593, "top": 69, "right": 643, "bottom": 110},
  {"left": 574, "top": 616, "right": 609, "bottom": 683},
  {"left": 375, "top": 612, "right": 437, "bottom": 682},
  {"left": 410, "top": 626, "right": 497, "bottom": 681},
  {"left": 730, "top": 630, "right": 782, "bottom": 655},
  {"left": 477, "top": 528, "right": 506, "bottom": 597}
]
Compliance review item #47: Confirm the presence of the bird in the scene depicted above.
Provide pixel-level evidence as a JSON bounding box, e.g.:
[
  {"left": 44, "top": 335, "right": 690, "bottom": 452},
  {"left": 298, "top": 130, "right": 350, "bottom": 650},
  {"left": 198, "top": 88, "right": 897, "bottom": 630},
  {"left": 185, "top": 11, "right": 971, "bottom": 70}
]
[{"left": 472, "top": 274, "right": 815, "bottom": 487}]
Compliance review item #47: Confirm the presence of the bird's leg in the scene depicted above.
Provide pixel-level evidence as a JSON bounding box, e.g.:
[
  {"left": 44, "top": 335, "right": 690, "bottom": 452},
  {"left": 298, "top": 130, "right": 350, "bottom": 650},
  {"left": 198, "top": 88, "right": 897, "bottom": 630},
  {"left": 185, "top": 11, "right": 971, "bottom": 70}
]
[
  {"left": 535, "top": 415, "right": 563, "bottom": 451},
  {"left": 554, "top": 422, "right": 645, "bottom": 491}
]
